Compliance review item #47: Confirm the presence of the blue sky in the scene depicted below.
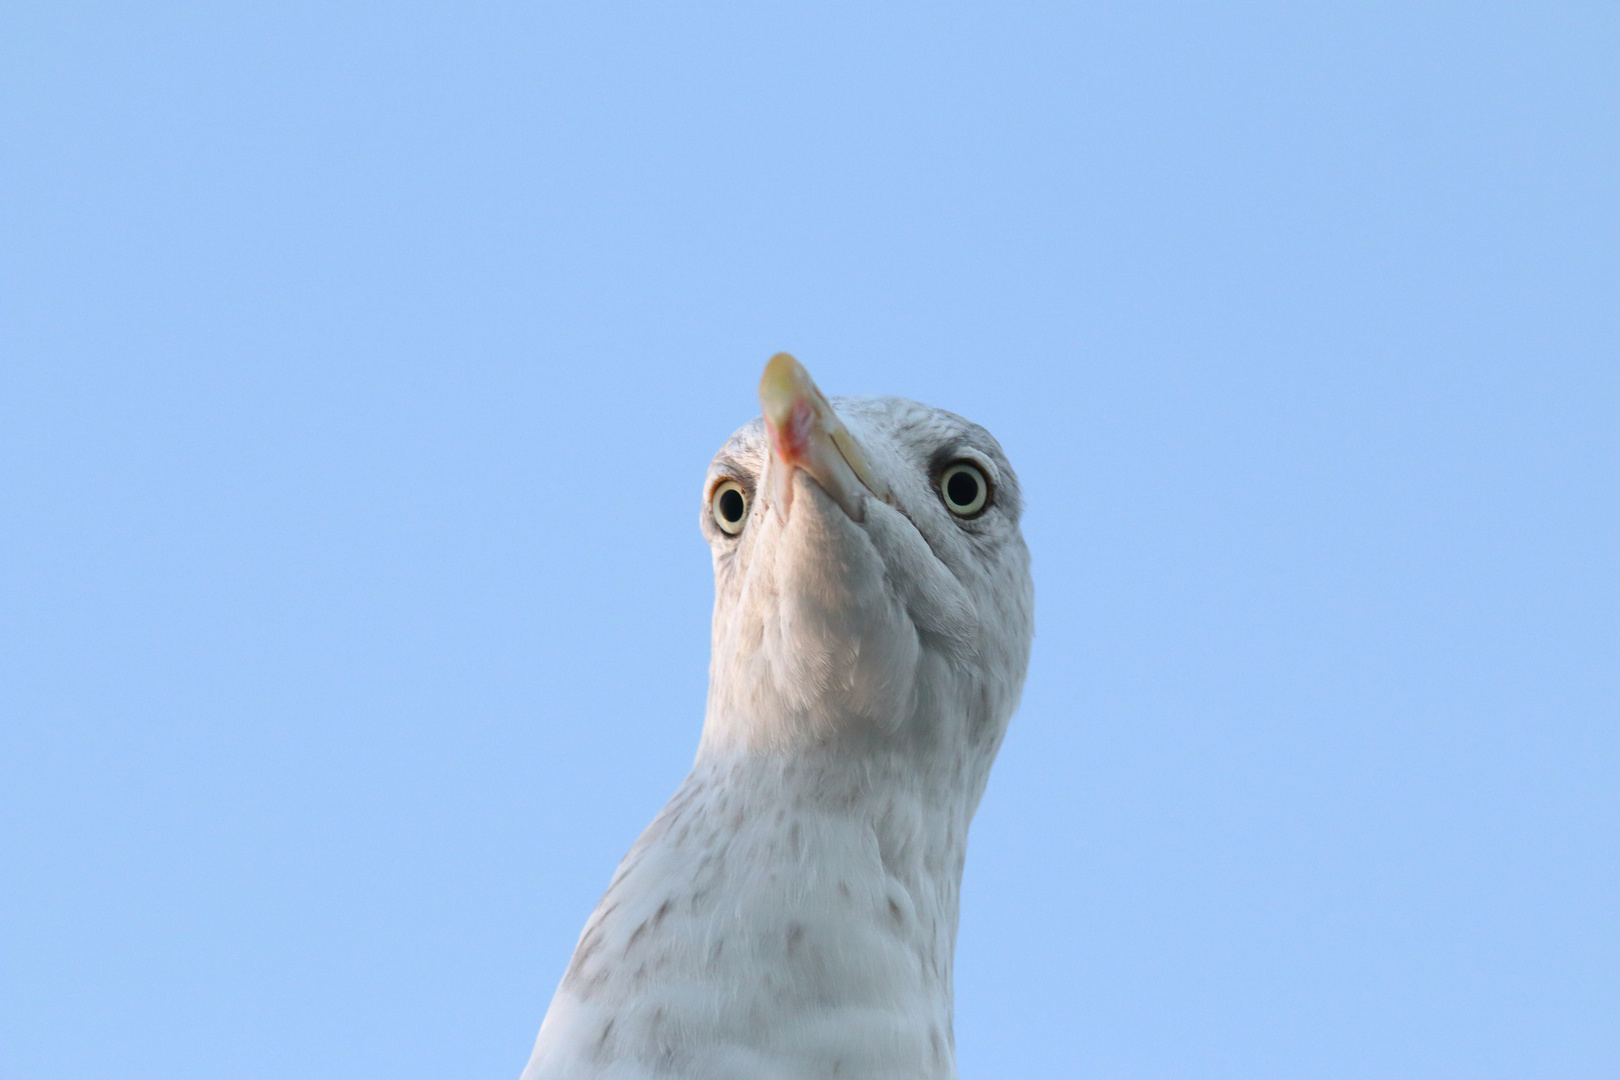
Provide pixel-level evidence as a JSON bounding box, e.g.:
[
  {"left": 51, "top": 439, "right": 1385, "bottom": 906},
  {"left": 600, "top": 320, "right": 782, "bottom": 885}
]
[{"left": 3, "top": 3, "right": 1614, "bottom": 1077}]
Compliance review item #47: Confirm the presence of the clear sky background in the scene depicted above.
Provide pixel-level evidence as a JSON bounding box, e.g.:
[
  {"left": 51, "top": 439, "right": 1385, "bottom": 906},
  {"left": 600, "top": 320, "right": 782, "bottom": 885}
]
[{"left": 3, "top": 3, "right": 1614, "bottom": 1078}]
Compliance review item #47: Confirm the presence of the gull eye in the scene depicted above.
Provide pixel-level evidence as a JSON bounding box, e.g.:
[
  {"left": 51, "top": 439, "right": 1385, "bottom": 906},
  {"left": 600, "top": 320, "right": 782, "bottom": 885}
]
[
  {"left": 939, "top": 462, "right": 989, "bottom": 517},
  {"left": 711, "top": 479, "right": 748, "bottom": 535}
]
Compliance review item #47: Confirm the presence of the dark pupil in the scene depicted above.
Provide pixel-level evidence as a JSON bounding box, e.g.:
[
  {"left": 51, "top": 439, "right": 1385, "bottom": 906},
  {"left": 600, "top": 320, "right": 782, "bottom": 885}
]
[
  {"left": 946, "top": 470, "right": 980, "bottom": 507},
  {"left": 718, "top": 488, "right": 745, "bottom": 523}
]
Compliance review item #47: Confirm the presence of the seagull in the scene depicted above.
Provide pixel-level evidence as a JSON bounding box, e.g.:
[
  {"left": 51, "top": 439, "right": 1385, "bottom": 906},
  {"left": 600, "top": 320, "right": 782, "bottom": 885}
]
[{"left": 521, "top": 354, "right": 1033, "bottom": 1080}]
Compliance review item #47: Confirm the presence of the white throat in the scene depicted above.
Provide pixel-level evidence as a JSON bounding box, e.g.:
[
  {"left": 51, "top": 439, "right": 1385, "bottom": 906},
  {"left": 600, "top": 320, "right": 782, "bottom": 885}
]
[{"left": 526, "top": 733, "right": 995, "bottom": 1080}]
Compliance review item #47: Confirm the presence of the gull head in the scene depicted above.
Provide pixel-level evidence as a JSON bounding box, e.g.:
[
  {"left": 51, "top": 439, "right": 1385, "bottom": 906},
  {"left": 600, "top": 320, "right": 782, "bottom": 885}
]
[
  {"left": 518, "top": 354, "right": 1035, "bottom": 1080},
  {"left": 698, "top": 353, "right": 1033, "bottom": 758}
]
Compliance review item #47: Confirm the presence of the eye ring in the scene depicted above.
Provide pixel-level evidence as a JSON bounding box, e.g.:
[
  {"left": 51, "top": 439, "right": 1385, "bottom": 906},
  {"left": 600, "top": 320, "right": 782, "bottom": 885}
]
[
  {"left": 939, "top": 462, "right": 989, "bottom": 517},
  {"left": 710, "top": 479, "right": 748, "bottom": 535}
]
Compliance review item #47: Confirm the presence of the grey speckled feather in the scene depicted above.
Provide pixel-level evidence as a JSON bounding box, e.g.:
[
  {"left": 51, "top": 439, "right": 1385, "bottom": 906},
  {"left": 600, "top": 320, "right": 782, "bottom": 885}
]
[{"left": 522, "top": 359, "right": 1033, "bottom": 1080}]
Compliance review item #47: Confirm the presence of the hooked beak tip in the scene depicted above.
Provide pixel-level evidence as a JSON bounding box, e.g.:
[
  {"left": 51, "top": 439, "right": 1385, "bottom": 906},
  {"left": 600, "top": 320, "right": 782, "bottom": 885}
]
[{"left": 756, "top": 352, "right": 890, "bottom": 522}]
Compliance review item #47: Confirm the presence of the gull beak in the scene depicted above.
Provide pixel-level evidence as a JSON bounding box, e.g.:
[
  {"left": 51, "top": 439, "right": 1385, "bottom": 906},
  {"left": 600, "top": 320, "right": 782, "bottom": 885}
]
[{"left": 758, "top": 353, "right": 891, "bottom": 522}]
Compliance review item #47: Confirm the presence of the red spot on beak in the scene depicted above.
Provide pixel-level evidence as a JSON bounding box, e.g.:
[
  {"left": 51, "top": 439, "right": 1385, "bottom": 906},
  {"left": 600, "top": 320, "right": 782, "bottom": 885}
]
[{"left": 768, "top": 397, "right": 816, "bottom": 467}]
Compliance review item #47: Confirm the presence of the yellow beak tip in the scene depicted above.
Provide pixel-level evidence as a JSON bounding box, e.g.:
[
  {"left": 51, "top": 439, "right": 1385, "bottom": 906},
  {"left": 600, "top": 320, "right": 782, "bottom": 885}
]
[{"left": 759, "top": 352, "right": 817, "bottom": 419}]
